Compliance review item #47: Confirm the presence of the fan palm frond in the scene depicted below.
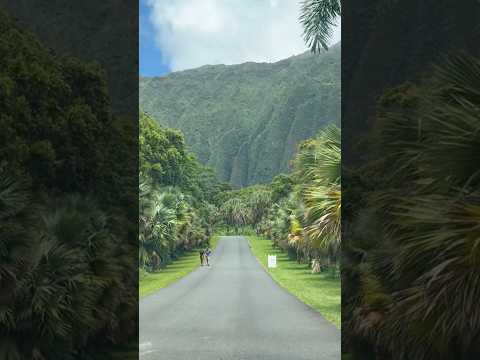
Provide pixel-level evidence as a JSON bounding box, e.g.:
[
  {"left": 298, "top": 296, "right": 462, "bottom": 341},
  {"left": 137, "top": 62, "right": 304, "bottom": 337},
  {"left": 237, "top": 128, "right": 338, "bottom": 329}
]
[
  {"left": 305, "top": 183, "right": 341, "bottom": 251},
  {"left": 299, "top": 0, "right": 341, "bottom": 53}
]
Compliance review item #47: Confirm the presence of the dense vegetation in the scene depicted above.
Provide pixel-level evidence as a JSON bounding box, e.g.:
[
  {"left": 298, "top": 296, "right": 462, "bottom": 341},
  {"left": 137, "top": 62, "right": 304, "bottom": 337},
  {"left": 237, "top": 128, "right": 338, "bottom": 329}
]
[
  {"left": 139, "top": 45, "right": 340, "bottom": 187},
  {"left": 0, "top": 0, "right": 137, "bottom": 116},
  {"left": 0, "top": 10, "right": 137, "bottom": 359},
  {"left": 299, "top": 1, "right": 480, "bottom": 358},
  {"left": 341, "top": 0, "right": 479, "bottom": 162},
  {"left": 139, "top": 111, "right": 228, "bottom": 272},
  {"left": 217, "top": 125, "right": 341, "bottom": 275},
  {"left": 342, "top": 54, "right": 480, "bottom": 359}
]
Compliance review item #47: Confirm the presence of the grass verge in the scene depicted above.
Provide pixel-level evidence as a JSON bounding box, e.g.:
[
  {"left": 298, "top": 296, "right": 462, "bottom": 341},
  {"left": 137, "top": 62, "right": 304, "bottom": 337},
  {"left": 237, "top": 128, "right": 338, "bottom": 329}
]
[
  {"left": 139, "top": 235, "right": 220, "bottom": 298},
  {"left": 247, "top": 235, "right": 340, "bottom": 328}
]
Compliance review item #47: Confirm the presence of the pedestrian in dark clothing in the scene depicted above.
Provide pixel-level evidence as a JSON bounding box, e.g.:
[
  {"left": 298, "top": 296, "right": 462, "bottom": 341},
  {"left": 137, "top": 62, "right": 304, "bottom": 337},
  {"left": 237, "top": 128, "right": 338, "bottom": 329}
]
[{"left": 199, "top": 249, "right": 205, "bottom": 266}]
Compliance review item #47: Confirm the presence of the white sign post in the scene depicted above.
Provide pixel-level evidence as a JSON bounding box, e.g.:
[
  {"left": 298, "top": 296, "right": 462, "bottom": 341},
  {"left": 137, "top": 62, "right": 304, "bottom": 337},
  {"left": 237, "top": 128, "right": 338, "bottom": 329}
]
[{"left": 267, "top": 255, "right": 277, "bottom": 268}]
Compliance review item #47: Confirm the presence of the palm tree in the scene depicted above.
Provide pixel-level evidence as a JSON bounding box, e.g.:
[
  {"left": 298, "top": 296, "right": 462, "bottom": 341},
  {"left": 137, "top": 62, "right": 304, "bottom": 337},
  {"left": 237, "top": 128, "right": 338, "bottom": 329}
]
[
  {"left": 345, "top": 54, "right": 480, "bottom": 359},
  {"left": 140, "top": 190, "right": 177, "bottom": 269},
  {"left": 288, "top": 214, "right": 308, "bottom": 262},
  {"left": 268, "top": 195, "right": 298, "bottom": 252},
  {"left": 220, "top": 198, "right": 249, "bottom": 234},
  {"left": 304, "top": 182, "right": 341, "bottom": 251},
  {"left": 0, "top": 173, "right": 37, "bottom": 360},
  {"left": 299, "top": 0, "right": 341, "bottom": 53},
  {"left": 0, "top": 170, "right": 136, "bottom": 359},
  {"left": 294, "top": 124, "right": 341, "bottom": 186},
  {"left": 294, "top": 125, "right": 341, "bottom": 254},
  {"left": 247, "top": 189, "right": 272, "bottom": 227},
  {"left": 200, "top": 202, "right": 219, "bottom": 238}
]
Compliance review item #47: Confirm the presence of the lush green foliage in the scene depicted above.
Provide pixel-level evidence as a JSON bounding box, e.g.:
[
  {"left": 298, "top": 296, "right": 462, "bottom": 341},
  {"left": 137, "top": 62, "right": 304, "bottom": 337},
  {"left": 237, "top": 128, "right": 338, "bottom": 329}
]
[
  {"left": 0, "top": 10, "right": 137, "bottom": 359},
  {"left": 218, "top": 126, "right": 341, "bottom": 276},
  {"left": 139, "top": 111, "right": 226, "bottom": 272},
  {"left": 0, "top": 2, "right": 137, "bottom": 116},
  {"left": 219, "top": 197, "right": 250, "bottom": 232},
  {"left": 0, "top": 180, "right": 137, "bottom": 359},
  {"left": 343, "top": 54, "right": 480, "bottom": 359},
  {"left": 140, "top": 46, "right": 340, "bottom": 187},
  {"left": 140, "top": 113, "right": 188, "bottom": 186},
  {"left": 293, "top": 125, "right": 341, "bottom": 252}
]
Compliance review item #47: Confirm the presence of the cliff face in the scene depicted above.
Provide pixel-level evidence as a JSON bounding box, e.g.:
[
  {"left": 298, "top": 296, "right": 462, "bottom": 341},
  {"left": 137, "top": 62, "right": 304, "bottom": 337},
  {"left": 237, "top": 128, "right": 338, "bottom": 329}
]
[{"left": 140, "top": 44, "right": 340, "bottom": 187}]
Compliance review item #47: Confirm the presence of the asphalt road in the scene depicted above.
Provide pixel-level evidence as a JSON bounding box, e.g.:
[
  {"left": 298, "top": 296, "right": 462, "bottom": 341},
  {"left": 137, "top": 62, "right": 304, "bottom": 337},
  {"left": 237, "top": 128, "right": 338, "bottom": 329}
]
[{"left": 140, "top": 236, "right": 340, "bottom": 360}]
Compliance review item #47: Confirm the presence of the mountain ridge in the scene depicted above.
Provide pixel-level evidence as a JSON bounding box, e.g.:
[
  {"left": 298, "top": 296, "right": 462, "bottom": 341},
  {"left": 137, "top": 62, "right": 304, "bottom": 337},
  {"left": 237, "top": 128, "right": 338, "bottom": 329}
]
[
  {"left": 141, "top": 40, "right": 340, "bottom": 79},
  {"left": 140, "top": 43, "right": 340, "bottom": 187}
]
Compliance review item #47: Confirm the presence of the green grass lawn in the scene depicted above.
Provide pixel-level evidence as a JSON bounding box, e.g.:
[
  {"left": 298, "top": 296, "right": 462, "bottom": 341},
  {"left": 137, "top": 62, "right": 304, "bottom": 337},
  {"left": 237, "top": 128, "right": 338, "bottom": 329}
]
[
  {"left": 248, "top": 236, "right": 340, "bottom": 328},
  {"left": 139, "top": 236, "right": 220, "bottom": 298}
]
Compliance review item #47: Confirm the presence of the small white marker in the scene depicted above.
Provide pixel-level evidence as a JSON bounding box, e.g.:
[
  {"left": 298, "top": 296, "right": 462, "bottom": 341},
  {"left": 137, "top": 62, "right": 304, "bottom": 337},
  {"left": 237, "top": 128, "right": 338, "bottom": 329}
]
[{"left": 268, "top": 255, "right": 277, "bottom": 268}]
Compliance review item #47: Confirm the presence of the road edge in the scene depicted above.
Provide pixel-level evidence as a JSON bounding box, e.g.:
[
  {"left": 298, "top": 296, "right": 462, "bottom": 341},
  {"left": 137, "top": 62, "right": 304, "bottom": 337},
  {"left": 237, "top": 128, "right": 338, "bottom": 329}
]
[
  {"left": 246, "top": 235, "right": 340, "bottom": 329},
  {"left": 139, "top": 235, "right": 221, "bottom": 299}
]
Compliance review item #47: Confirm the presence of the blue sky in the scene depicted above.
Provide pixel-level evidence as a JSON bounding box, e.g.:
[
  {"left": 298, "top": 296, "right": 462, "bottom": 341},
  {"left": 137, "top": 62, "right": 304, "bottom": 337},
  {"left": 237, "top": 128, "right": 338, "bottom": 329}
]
[
  {"left": 140, "top": 0, "right": 170, "bottom": 76},
  {"left": 140, "top": 0, "right": 340, "bottom": 76}
]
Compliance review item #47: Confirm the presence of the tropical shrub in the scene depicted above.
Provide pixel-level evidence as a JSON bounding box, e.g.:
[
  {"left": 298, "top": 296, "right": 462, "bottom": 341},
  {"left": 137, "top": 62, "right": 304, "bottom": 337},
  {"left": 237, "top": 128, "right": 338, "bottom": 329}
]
[
  {"left": 0, "top": 172, "right": 137, "bottom": 359},
  {"left": 343, "top": 54, "right": 480, "bottom": 359}
]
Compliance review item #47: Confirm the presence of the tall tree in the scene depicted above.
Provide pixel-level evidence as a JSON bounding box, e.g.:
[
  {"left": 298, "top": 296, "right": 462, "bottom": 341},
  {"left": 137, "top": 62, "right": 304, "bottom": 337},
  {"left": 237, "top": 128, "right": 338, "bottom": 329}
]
[
  {"left": 294, "top": 125, "right": 341, "bottom": 252},
  {"left": 220, "top": 198, "right": 249, "bottom": 233}
]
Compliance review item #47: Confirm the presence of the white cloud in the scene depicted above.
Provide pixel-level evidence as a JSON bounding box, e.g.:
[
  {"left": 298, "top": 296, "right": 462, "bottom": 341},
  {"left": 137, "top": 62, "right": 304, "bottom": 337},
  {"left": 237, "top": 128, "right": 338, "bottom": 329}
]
[{"left": 146, "top": 0, "right": 340, "bottom": 71}]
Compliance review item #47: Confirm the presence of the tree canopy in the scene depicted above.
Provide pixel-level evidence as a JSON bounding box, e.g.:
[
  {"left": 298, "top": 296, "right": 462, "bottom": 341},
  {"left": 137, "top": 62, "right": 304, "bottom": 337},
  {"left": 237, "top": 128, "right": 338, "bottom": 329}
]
[{"left": 0, "top": 10, "right": 137, "bottom": 359}]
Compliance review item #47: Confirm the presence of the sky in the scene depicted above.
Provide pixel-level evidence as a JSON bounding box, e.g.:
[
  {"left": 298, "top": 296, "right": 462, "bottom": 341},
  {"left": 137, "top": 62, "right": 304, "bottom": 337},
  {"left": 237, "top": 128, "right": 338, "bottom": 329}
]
[{"left": 140, "top": 0, "right": 341, "bottom": 76}]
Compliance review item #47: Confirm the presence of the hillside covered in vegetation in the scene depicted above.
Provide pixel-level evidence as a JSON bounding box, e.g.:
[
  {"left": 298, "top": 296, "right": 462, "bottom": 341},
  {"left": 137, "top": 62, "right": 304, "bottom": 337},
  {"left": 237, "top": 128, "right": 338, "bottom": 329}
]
[{"left": 140, "top": 44, "right": 340, "bottom": 187}]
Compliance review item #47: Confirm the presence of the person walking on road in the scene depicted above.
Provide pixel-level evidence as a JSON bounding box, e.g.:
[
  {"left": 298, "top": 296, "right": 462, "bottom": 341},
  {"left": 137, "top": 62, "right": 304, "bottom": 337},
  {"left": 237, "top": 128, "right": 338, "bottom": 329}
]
[
  {"left": 199, "top": 249, "right": 205, "bottom": 266},
  {"left": 204, "top": 247, "right": 212, "bottom": 266}
]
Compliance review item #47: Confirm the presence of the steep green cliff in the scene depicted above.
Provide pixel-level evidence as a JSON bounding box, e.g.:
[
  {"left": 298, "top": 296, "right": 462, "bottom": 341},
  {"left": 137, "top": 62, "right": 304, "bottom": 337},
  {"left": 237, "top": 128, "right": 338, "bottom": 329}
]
[{"left": 140, "top": 43, "right": 340, "bottom": 187}]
